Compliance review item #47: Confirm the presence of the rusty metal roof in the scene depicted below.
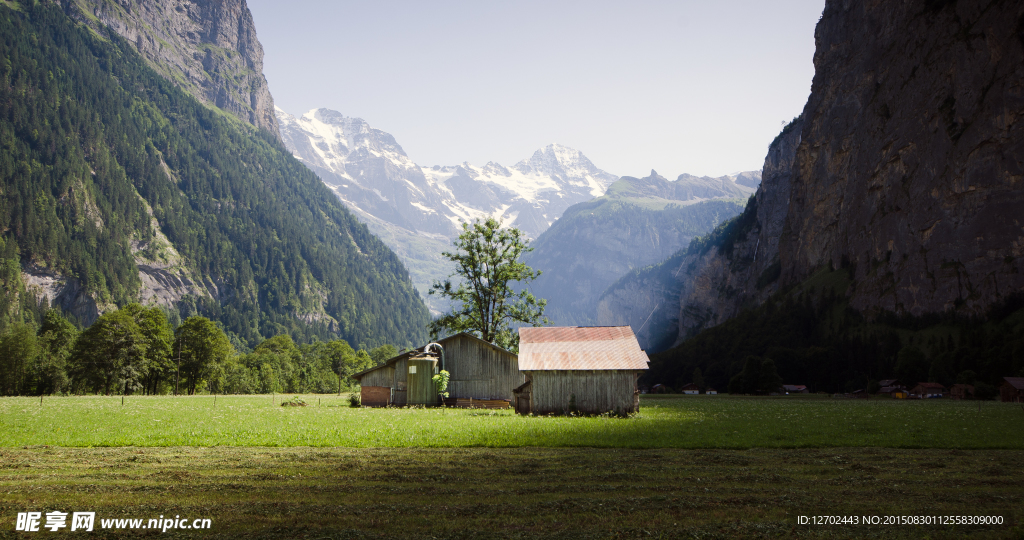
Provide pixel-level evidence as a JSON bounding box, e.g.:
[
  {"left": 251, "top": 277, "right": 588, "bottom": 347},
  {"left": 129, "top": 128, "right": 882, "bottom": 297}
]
[
  {"left": 1003, "top": 377, "right": 1024, "bottom": 390},
  {"left": 517, "top": 326, "right": 649, "bottom": 371}
]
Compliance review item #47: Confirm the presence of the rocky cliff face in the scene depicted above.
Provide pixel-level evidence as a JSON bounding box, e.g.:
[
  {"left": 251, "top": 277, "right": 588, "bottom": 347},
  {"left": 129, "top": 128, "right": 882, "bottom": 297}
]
[
  {"left": 781, "top": 0, "right": 1024, "bottom": 318},
  {"left": 60, "top": 0, "right": 279, "bottom": 138},
  {"left": 634, "top": 0, "right": 1024, "bottom": 351}
]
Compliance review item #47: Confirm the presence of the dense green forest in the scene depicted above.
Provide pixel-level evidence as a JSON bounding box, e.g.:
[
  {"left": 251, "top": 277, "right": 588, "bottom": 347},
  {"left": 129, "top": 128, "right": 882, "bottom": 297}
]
[
  {"left": 647, "top": 201, "right": 1024, "bottom": 395},
  {"left": 0, "top": 2, "right": 429, "bottom": 348},
  {"left": 0, "top": 304, "right": 398, "bottom": 396}
]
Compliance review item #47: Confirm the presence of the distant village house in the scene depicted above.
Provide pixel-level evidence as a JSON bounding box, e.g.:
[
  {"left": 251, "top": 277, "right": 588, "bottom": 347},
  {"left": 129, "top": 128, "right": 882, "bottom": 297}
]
[
  {"left": 1000, "top": 377, "right": 1024, "bottom": 403},
  {"left": 910, "top": 382, "right": 945, "bottom": 398}
]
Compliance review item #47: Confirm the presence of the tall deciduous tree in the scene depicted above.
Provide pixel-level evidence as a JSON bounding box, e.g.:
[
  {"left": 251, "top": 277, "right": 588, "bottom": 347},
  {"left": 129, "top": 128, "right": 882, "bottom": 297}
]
[
  {"left": 174, "top": 316, "right": 232, "bottom": 395},
  {"left": 123, "top": 304, "right": 173, "bottom": 395},
  {"left": 327, "top": 339, "right": 365, "bottom": 389},
  {"left": 70, "top": 309, "right": 148, "bottom": 395},
  {"left": 0, "top": 322, "right": 39, "bottom": 395},
  {"left": 429, "top": 218, "right": 547, "bottom": 352},
  {"left": 35, "top": 310, "right": 78, "bottom": 395},
  {"left": 369, "top": 344, "right": 397, "bottom": 365}
]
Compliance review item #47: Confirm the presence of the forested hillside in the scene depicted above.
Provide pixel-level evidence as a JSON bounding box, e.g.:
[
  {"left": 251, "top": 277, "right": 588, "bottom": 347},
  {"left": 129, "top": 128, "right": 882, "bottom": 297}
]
[{"left": 0, "top": 2, "right": 428, "bottom": 348}]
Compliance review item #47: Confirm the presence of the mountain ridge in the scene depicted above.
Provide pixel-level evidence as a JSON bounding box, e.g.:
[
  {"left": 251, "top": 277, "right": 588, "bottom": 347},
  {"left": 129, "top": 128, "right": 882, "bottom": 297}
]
[
  {"left": 56, "top": 0, "right": 280, "bottom": 138},
  {"left": 277, "top": 106, "right": 623, "bottom": 312},
  {"left": 525, "top": 169, "right": 756, "bottom": 328},
  {"left": 0, "top": 2, "right": 428, "bottom": 348}
]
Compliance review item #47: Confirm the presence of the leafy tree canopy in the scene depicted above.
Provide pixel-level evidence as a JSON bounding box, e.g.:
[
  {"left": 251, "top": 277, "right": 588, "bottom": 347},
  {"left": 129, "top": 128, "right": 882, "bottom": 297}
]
[
  {"left": 174, "top": 316, "right": 232, "bottom": 395},
  {"left": 429, "top": 218, "right": 547, "bottom": 352}
]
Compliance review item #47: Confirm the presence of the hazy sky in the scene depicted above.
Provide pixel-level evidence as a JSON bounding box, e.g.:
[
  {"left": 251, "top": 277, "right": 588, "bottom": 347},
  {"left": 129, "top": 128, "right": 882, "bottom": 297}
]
[{"left": 247, "top": 1, "right": 824, "bottom": 179}]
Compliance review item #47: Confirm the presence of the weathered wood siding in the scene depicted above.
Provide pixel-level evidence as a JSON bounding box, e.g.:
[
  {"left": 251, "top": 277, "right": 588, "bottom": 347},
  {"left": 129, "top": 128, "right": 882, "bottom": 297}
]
[
  {"left": 354, "top": 334, "right": 523, "bottom": 405},
  {"left": 392, "top": 357, "right": 408, "bottom": 406},
  {"left": 443, "top": 334, "right": 524, "bottom": 400},
  {"left": 527, "top": 370, "right": 640, "bottom": 415},
  {"left": 360, "top": 365, "right": 395, "bottom": 388}
]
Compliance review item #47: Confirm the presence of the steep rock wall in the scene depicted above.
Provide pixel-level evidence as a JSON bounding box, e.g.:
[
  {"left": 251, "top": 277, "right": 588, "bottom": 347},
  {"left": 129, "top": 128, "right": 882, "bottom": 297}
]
[
  {"left": 782, "top": 0, "right": 1024, "bottom": 317},
  {"left": 60, "top": 0, "right": 280, "bottom": 138}
]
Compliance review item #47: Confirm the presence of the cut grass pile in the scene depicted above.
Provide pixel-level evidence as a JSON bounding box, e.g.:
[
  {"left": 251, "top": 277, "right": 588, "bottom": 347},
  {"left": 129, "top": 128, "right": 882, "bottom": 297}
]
[
  {"left": 1, "top": 446, "right": 1021, "bottom": 539},
  {"left": 1, "top": 394, "right": 1021, "bottom": 448}
]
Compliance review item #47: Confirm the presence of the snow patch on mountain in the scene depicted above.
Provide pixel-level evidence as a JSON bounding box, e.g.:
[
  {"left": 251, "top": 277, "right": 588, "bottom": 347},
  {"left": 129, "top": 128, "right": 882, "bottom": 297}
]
[{"left": 277, "top": 107, "right": 619, "bottom": 239}]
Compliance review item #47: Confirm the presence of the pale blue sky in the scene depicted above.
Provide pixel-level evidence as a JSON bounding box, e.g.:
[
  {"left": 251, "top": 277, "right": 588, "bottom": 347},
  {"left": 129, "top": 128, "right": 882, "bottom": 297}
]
[{"left": 248, "top": 0, "right": 824, "bottom": 178}]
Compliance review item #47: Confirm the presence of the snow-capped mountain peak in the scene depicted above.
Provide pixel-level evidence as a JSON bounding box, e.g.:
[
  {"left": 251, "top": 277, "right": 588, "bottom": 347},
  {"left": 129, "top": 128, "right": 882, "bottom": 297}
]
[{"left": 278, "top": 107, "right": 619, "bottom": 239}]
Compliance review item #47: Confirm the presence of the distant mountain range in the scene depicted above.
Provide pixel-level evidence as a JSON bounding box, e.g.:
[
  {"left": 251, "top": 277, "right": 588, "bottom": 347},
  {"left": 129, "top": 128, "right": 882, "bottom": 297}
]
[
  {"left": 277, "top": 107, "right": 761, "bottom": 318},
  {"left": 277, "top": 107, "right": 622, "bottom": 311},
  {"left": 525, "top": 170, "right": 756, "bottom": 327},
  {"left": 277, "top": 108, "right": 618, "bottom": 239}
]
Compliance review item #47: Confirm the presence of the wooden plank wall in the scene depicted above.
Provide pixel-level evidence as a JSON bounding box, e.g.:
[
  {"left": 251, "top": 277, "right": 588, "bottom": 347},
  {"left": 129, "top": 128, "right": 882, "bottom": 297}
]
[
  {"left": 393, "top": 357, "right": 408, "bottom": 406},
  {"left": 354, "top": 334, "right": 524, "bottom": 405},
  {"left": 360, "top": 365, "right": 395, "bottom": 388},
  {"left": 529, "top": 370, "right": 641, "bottom": 415},
  {"left": 444, "top": 335, "right": 524, "bottom": 400}
]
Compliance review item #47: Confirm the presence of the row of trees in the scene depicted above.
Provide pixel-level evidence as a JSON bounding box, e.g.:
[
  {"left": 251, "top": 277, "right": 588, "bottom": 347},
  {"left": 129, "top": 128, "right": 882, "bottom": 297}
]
[
  {"left": 1, "top": 213, "right": 550, "bottom": 397},
  {"left": 0, "top": 304, "right": 397, "bottom": 396}
]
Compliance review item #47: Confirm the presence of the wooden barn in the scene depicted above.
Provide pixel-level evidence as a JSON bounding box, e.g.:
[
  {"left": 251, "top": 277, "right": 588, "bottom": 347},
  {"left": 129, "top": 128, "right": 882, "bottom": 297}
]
[
  {"left": 1000, "top": 377, "right": 1024, "bottom": 402},
  {"left": 353, "top": 333, "right": 524, "bottom": 407},
  {"left": 680, "top": 383, "right": 700, "bottom": 395},
  {"left": 513, "top": 326, "right": 649, "bottom": 415}
]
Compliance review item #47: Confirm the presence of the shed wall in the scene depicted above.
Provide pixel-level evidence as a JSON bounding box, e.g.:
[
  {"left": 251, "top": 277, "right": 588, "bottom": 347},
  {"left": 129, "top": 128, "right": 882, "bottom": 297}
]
[
  {"left": 528, "top": 370, "right": 640, "bottom": 414},
  {"left": 443, "top": 335, "right": 524, "bottom": 400},
  {"left": 360, "top": 365, "right": 395, "bottom": 388},
  {"left": 354, "top": 334, "right": 524, "bottom": 404},
  {"left": 393, "top": 357, "right": 408, "bottom": 406},
  {"left": 1001, "top": 383, "right": 1023, "bottom": 402}
]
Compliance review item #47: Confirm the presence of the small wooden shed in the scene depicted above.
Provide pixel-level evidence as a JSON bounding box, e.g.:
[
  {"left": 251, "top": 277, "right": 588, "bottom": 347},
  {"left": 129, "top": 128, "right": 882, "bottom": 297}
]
[
  {"left": 513, "top": 326, "right": 649, "bottom": 415},
  {"left": 353, "top": 333, "right": 524, "bottom": 407},
  {"left": 1000, "top": 377, "right": 1024, "bottom": 402}
]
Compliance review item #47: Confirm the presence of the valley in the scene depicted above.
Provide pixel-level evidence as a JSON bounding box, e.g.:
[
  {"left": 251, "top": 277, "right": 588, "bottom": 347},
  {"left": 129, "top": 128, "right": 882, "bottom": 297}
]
[{"left": 277, "top": 107, "right": 757, "bottom": 316}]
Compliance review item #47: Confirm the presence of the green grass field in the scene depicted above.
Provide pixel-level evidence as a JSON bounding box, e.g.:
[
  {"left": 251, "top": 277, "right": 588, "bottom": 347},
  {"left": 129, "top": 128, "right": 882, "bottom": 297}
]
[
  {"left": 3, "top": 395, "right": 1023, "bottom": 538},
  {"left": 2, "top": 446, "right": 1021, "bottom": 539},
  {"left": 1, "top": 394, "right": 1021, "bottom": 448}
]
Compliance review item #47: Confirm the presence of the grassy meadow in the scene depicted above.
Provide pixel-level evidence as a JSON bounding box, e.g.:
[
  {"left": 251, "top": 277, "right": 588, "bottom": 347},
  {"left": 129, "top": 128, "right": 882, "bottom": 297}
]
[
  {"left": 2, "top": 446, "right": 1022, "bottom": 539},
  {"left": 1, "top": 394, "right": 1021, "bottom": 449},
  {"left": 3, "top": 395, "right": 1023, "bottom": 538}
]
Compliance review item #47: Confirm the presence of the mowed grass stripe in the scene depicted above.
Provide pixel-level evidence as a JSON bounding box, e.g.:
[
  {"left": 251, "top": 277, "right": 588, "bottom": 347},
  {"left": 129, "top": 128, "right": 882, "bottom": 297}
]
[
  {"left": 0, "top": 447, "right": 1021, "bottom": 539},
  {"left": 0, "top": 394, "right": 1021, "bottom": 448}
]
